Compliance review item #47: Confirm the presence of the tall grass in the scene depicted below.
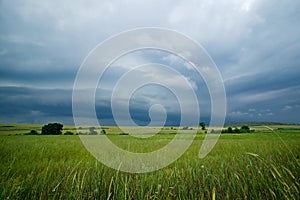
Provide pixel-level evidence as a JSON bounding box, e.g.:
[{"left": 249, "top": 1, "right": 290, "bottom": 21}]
[{"left": 0, "top": 132, "right": 299, "bottom": 199}]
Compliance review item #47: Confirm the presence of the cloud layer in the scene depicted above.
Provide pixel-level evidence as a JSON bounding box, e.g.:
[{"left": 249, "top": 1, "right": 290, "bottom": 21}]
[{"left": 0, "top": 0, "right": 299, "bottom": 125}]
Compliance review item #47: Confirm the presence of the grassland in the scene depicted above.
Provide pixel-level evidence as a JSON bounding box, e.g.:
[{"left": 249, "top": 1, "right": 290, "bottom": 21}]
[{"left": 0, "top": 124, "right": 299, "bottom": 199}]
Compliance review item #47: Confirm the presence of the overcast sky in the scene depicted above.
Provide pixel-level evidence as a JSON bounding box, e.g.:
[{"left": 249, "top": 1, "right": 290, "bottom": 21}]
[{"left": 0, "top": 0, "right": 299, "bottom": 125}]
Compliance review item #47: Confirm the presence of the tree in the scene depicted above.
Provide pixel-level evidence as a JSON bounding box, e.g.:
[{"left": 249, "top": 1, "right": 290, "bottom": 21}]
[
  {"left": 234, "top": 127, "right": 241, "bottom": 133},
  {"left": 89, "top": 127, "right": 97, "bottom": 135},
  {"left": 101, "top": 129, "right": 106, "bottom": 135},
  {"left": 199, "top": 122, "right": 206, "bottom": 130},
  {"left": 240, "top": 125, "right": 250, "bottom": 133},
  {"left": 25, "top": 130, "right": 38, "bottom": 135},
  {"left": 30, "top": 130, "right": 38, "bottom": 135},
  {"left": 41, "top": 123, "right": 63, "bottom": 135},
  {"left": 64, "top": 131, "right": 73, "bottom": 135}
]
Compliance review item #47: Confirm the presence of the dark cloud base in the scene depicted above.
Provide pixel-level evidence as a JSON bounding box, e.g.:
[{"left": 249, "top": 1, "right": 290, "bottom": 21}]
[
  {"left": 0, "top": 86, "right": 189, "bottom": 125},
  {"left": 1, "top": 86, "right": 299, "bottom": 126}
]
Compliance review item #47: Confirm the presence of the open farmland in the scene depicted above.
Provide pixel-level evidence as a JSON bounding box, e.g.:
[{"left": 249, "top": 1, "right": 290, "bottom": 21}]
[{"left": 0, "top": 124, "right": 299, "bottom": 199}]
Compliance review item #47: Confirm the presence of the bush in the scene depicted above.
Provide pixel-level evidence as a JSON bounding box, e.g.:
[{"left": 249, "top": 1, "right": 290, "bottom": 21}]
[
  {"left": 234, "top": 127, "right": 241, "bottom": 133},
  {"left": 199, "top": 122, "right": 206, "bottom": 130},
  {"left": 64, "top": 131, "right": 73, "bottom": 135},
  {"left": 25, "top": 130, "right": 39, "bottom": 135},
  {"left": 41, "top": 123, "right": 63, "bottom": 135},
  {"left": 88, "top": 127, "right": 97, "bottom": 135},
  {"left": 222, "top": 126, "right": 254, "bottom": 134}
]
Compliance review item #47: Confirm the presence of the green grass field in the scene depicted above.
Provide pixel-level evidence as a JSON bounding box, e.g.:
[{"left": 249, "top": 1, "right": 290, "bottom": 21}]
[{"left": 0, "top": 124, "right": 299, "bottom": 199}]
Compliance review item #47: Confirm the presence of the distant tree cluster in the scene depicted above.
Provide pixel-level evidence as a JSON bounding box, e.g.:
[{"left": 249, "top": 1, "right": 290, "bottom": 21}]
[
  {"left": 41, "top": 123, "right": 63, "bottom": 135},
  {"left": 78, "top": 127, "right": 106, "bottom": 135},
  {"left": 25, "top": 129, "right": 39, "bottom": 135},
  {"left": 64, "top": 131, "right": 74, "bottom": 135},
  {"left": 222, "top": 126, "right": 254, "bottom": 134},
  {"left": 199, "top": 122, "right": 206, "bottom": 130},
  {"left": 89, "top": 127, "right": 97, "bottom": 135},
  {"left": 182, "top": 126, "right": 193, "bottom": 130}
]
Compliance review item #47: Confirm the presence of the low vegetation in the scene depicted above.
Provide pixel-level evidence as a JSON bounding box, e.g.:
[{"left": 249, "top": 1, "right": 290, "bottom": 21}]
[
  {"left": 222, "top": 125, "right": 255, "bottom": 133},
  {"left": 0, "top": 124, "right": 299, "bottom": 199},
  {"left": 41, "top": 123, "right": 63, "bottom": 135}
]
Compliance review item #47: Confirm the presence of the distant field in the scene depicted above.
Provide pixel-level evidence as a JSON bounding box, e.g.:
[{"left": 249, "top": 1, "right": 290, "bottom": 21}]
[
  {"left": 0, "top": 124, "right": 121, "bottom": 135},
  {"left": 1, "top": 123, "right": 300, "bottom": 135},
  {"left": 0, "top": 124, "right": 299, "bottom": 199}
]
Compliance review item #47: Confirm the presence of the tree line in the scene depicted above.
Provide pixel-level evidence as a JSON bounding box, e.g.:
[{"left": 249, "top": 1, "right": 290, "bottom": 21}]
[
  {"left": 26, "top": 123, "right": 106, "bottom": 135},
  {"left": 221, "top": 125, "right": 254, "bottom": 133}
]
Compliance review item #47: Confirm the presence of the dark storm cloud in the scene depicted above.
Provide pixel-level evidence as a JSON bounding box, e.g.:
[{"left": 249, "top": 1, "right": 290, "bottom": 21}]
[
  {"left": 0, "top": 86, "right": 184, "bottom": 125},
  {"left": 0, "top": 87, "right": 68, "bottom": 124},
  {"left": 225, "top": 70, "right": 300, "bottom": 95},
  {"left": 0, "top": 0, "right": 299, "bottom": 124}
]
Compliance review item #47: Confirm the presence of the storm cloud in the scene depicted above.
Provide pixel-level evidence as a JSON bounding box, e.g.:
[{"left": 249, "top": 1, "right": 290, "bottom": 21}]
[{"left": 0, "top": 0, "right": 299, "bottom": 125}]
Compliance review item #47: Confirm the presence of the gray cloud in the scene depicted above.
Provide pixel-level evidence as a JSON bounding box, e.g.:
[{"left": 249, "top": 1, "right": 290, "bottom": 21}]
[{"left": 0, "top": 0, "right": 299, "bottom": 124}]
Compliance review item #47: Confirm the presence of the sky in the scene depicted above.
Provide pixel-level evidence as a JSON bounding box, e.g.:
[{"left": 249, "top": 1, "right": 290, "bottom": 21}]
[{"left": 0, "top": 0, "right": 300, "bottom": 125}]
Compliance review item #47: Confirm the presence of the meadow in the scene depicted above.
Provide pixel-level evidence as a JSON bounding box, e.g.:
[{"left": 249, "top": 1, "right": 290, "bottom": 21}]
[{"left": 0, "top": 124, "right": 299, "bottom": 199}]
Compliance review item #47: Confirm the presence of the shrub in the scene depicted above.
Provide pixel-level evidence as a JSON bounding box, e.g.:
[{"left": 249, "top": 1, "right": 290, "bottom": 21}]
[
  {"left": 25, "top": 130, "right": 39, "bottom": 135},
  {"left": 222, "top": 126, "right": 254, "bottom": 134},
  {"left": 89, "top": 127, "right": 97, "bottom": 135},
  {"left": 199, "top": 122, "right": 206, "bottom": 130},
  {"left": 41, "top": 123, "right": 63, "bottom": 135}
]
